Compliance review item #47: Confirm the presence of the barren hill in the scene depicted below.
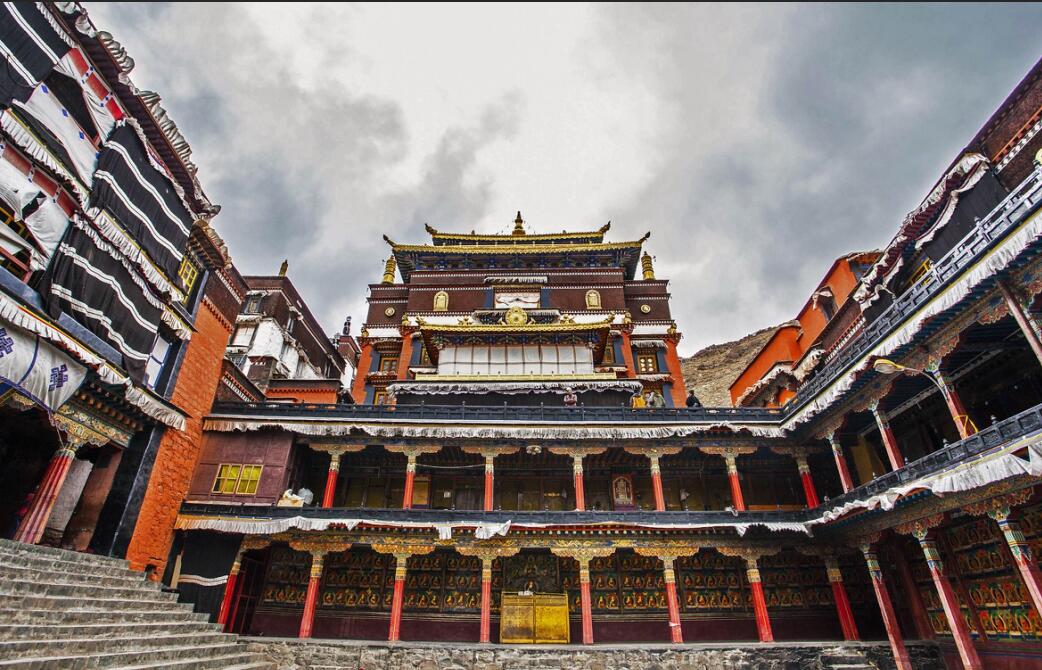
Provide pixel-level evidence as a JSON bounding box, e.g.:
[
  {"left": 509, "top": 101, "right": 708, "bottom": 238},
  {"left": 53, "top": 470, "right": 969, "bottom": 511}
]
[{"left": 680, "top": 324, "right": 781, "bottom": 407}]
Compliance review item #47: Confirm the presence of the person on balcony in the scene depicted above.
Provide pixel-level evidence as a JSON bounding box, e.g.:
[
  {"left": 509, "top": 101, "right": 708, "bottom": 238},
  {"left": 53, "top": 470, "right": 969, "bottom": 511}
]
[
  {"left": 686, "top": 390, "right": 702, "bottom": 408},
  {"left": 563, "top": 388, "right": 578, "bottom": 407}
]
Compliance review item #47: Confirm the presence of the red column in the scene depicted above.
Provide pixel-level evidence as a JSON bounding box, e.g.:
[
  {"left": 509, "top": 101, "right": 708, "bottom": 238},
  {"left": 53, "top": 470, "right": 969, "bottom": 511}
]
[
  {"left": 663, "top": 557, "right": 683, "bottom": 643},
  {"left": 396, "top": 331, "right": 414, "bottom": 380},
  {"left": 299, "top": 551, "right": 325, "bottom": 639},
  {"left": 725, "top": 453, "right": 746, "bottom": 512},
  {"left": 796, "top": 455, "right": 819, "bottom": 508},
  {"left": 388, "top": 555, "right": 407, "bottom": 642},
  {"left": 999, "top": 279, "right": 1042, "bottom": 368},
  {"left": 402, "top": 453, "right": 416, "bottom": 510},
  {"left": 321, "top": 450, "right": 342, "bottom": 508},
  {"left": 14, "top": 446, "right": 78, "bottom": 545},
  {"left": 745, "top": 557, "right": 773, "bottom": 642},
  {"left": 619, "top": 329, "right": 637, "bottom": 379},
  {"left": 650, "top": 455, "right": 666, "bottom": 512},
  {"left": 861, "top": 544, "right": 913, "bottom": 670},
  {"left": 579, "top": 558, "right": 594, "bottom": 644},
  {"left": 479, "top": 556, "right": 493, "bottom": 643},
  {"left": 930, "top": 365, "right": 976, "bottom": 439},
  {"left": 483, "top": 454, "right": 495, "bottom": 512},
  {"left": 351, "top": 340, "right": 373, "bottom": 404},
  {"left": 870, "top": 402, "right": 906, "bottom": 470},
  {"left": 217, "top": 552, "right": 242, "bottom": 630},
  {"left": 825, "top": 557, "right": 859, "bottom": 641},
  {"left": 890, "top": 542, "right": 935, "bottom": 639},
  {"left": 572, "top": 455, "right": 586, "bottom": 512},
  {"left": 828, "top": 433, "right": 855, "bottom": 493},
  {"left": 992, "top": 511, "right": 1042, "bottom": 620},
  {"left": 915, "top": 531, "right": 983, "bottom": 670},
  {"left": 664, "top": 336, "right": 687, "bottom": 406}
]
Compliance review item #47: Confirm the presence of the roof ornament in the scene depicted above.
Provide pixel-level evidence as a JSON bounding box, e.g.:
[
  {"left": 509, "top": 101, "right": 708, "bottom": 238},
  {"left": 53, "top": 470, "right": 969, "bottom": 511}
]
[
  {"left": 342, "top": 316, "right": 351, "bottom": 335},
  {"left": 278, "top": 259, "right": 288, "bottom": 277},
  {"left": 512, "top": 211, "right": 525, "bottom": 236},
  {"left": 599, "top": 221, "right": 611, "bottom": 234},
  {"left": 382, "top": 254, "right": 397, "bottom": 284},
  {"left": 424, "top": 223, "right": 438, "bottom": 235},
  {"left": 641, "top": 251, "right": 655, "bottom": 280}
]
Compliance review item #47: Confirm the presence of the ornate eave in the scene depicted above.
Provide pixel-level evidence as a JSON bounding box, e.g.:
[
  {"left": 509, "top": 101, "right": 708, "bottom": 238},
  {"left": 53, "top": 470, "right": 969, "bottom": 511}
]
[{"left": 425, "top": 222, "right": 611, "bottom": 247}]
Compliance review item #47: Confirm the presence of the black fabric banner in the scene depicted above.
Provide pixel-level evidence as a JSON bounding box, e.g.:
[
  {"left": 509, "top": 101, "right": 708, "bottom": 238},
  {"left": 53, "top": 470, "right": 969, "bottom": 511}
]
[
  {"left": 90, "top": 124, "right": 191, "bottom": 281},
  {"left": 0, "top": 3, "right": 70, "bottom": 108},
  {"left": 40, "top": 224, "right": 161, "bottom": 380}
]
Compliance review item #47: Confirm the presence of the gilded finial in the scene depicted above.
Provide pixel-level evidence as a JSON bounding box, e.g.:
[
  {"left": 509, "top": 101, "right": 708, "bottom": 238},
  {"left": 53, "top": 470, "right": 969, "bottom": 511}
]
[
  {"left": 599, "top": 221, "right": 611, "bottom": 234},
  {"left": 278, "top": 259, "right": 288, "bottom": 277},
  {"left": 382, "top": 254, "right": 397, "bottom": 284},
  {"left": 512, "top": 211, "right": 525, "bottom": 236},
  {"left": 641, "top": 251, "right": 655, "bottom": 280},
  {"left": 424, "top": 223, "right": 438, "bottom": 235}
]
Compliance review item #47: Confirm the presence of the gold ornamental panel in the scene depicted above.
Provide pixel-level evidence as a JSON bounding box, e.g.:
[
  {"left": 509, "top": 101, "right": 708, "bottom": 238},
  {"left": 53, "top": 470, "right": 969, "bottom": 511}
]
[{"left": 500, "top": 592, "right": 569, "bottom": 644}]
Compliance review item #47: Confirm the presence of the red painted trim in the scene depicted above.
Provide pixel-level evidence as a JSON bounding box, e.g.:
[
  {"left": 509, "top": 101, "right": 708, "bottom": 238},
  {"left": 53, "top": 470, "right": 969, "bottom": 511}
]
[
  {"left": 573, "top": 471, "right": 586, "bottom": 512},
  {"left": 1012, "top": 553, "right": 1042, "bottom": 621},
  {"left": 663, "top": 338, "right": 686, "bottom": 405},
  {"left": 351, "top": 342, "right": 373, "bottom": 403},
  {"left": 875, "top": 412, "right": 906, "bottom": 470},
  {"left": 999, "top": 280, "right": 1042, "bottom": 367},
  {"left": 831, "top": 445, "right": 855, "bottom": 493},
  {"left": 619, "top": 330, "right": 637, "bottom": 379},
  {"left": 321, "top": 465, "right": 338, "bottom": 509},
  {"left": 580, "top": 578, "right": 593, "bottom": 644},
  {"left": 14, "top": 450, "right": 74, "bottom": 545},
  {"left": 299, "top": 574, "right": 321, "bottom": 639},
  {"left": 749, "top": 581, "right": 773, "bottom": 642},
  {"left": 891, "top": 546, "right": 935, "bottom": 640},
  {"left": 402, "top": 470, "right": 415, "bottom": 510},
  {"left": 870, "top": 573, "right": 914, "bottom": 670},
  {"left": 941, "top": 383, "right": 975, "bottom": 439},
  {"left": 800, "top": 471, "right": 820, "bottom": 508},
  {"left": 927, "top": 563, "right": 983, "bottom": 669},
  {"left": 483, "top": 470, "right": 494, "bottom": 512},
  {"left": 396, "top": 333, "right": 413, "bottom": 380}
]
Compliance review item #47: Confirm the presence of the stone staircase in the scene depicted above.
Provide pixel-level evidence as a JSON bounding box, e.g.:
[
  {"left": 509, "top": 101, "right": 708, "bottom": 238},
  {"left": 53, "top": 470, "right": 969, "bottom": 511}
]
[{"left": 0, "top": 539, "right": 273, "bottom": 669}]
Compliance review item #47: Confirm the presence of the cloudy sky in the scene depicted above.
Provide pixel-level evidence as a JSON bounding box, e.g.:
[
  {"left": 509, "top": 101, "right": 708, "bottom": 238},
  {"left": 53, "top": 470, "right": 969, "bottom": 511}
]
[{"left": 89, "top": 3, "right": 1042, "bottom": 354}]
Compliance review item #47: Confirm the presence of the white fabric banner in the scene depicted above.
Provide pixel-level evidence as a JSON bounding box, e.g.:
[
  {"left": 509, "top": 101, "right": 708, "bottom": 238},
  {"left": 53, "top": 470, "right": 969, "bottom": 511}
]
[
  {"left": 23, "top": 195, "right": 70, "bottom": 269},
  {"left": 0, "top": 318, "right": 86, "bottom": 410},
  {"left": 15, "top": 82, "right": 99, "bottom": 187}
]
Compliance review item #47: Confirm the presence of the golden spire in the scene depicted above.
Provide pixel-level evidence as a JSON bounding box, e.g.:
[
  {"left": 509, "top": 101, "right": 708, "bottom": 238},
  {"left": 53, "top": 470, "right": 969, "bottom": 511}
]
[
  {"left": 278, "top": 259, "right": 288, "bottom": 277},
  {"left": 641, "top": 251, "right": 655, "bottom": 280},
  {"left": 382, "top": 254, "right": 397, "bottom": 284},
  {"left": 512, "top": 211, "right": 525, "bottom": 236}
]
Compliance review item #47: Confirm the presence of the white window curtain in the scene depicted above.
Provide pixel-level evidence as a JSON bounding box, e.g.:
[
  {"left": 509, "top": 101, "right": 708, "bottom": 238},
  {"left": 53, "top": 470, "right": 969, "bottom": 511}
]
[{"left": 438, "top": 344, "right": 596, "bottom": 375}]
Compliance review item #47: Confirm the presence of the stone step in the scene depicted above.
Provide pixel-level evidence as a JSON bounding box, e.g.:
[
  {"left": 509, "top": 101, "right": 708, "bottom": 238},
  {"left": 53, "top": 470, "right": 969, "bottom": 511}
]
[
  {"left": 0, "top": 540, "right": 128, "bottom": 569},
  {"left": 111, "top": 654, "right": 274, "bottom": 670},
  {"left": 0, "top": 642, "right": 249, "bottom": 669},
  {"left": 0, "top": 593, "right": 188, "bottom": 613},
  {"left": 0, "top": 620, "right": 221, "bottom": 641},
  {"left": 0, "top": 578, "right": 175, "bottom": 602},
  {"left": 0, "top": 552, "right": 139, "bottom": 579},
  {"left": 0, "top": 608, "right": 209, "bottom": 626},
  {"left": 0, "top": 562, "right": 147, "bottom": 587},
  {"left": 0, "top": 632, "right": 232, "bottom": 658}
]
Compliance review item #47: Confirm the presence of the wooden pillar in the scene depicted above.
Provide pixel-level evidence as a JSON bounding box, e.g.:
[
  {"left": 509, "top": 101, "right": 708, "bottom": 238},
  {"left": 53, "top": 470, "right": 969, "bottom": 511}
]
[
  {"left": 889, "top": 541, "right": 936, "bottom": 640},
  {"left": 795, "top": 454, "right": 819, "bottom": 508},
  {"left": 299, "top": 550, "right": 325, "bottom": 639},
  {"left": 998, "top": 279, "right": 1042, "bottom": 368},
  {"left": 619, "top": 328, "right": 637, "bottom": 379},
  {"left": 351, "top": 340, "right": 373, "bottom": 403},
  {"left": 402, "top": 453, "right": 417, "bottom": 510},
  {"left": 483, "top": 453, "right": 495, "bottom": 512},
  {"left": 217, "top": 550, "right": 243, "bottom": 630},
  {"left": 928, "top": 363, "right": 976, "bottom": 439},
  {"left": 663, "top": 556, "right": 683, "bottom": 643},
  {"left": 650, "top": 455, "right": 666, "bottom": 512},
  {"left": 725, "top": 453, "right": 746, "bottom": 512},
  {"left": 913, "top": 528, "right": 983, "bottom": 670},
  {"left": 388, "top": 554, "right": 408, "bottom": 642},
  {"left": 869, "top": 401, "right": 906, "bottom": 470},
  {"left": 396, "top": 330, "right": 414, "bottom": 380},
  {"left": 14, "top": 445, "right": 79, "bottom": 545},
  {"left": 322, "top": 449, "right": 342, "bottom": 509},
  {"left": 572, "top": 454, "right": 586, "bottom": 512},
  {"left": 744, "top": 556, "right": 773, "bottom": 642},
  {"left": 479, "top": 555, "right": 493, "bottom": 643},
  {"left": 578, "top": 556, "right": 594, "bottom": 644},
  {"left": 824, "top": 556, "right": 859, "bottom": 641},
  {"left": 860, "top": 543, "right": 913, "bottom": 670},
  {"left": 991, "top": 508, "right": 1042, "bottom": 620},
  {"left": 663, "top": 335, "right": 687, "bottom": 406},
  {"left": 827, "top": 433, "right": 855, "bottom": 493}
]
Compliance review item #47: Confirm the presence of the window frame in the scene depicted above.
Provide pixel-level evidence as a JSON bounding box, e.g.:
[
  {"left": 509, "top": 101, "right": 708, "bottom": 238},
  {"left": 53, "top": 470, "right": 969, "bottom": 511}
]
[
  {"left": 211, "top": 463, "right": 264, "bottom": 495},
  {"left": 637, "top": 354, "right": 658, "bottom": 374}
]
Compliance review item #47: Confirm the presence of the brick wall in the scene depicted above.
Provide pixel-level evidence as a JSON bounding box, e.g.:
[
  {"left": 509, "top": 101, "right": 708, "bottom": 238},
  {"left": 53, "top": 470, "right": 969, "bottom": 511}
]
[{"left": 124, "top": 297, "right": 234, "bottom": 575}]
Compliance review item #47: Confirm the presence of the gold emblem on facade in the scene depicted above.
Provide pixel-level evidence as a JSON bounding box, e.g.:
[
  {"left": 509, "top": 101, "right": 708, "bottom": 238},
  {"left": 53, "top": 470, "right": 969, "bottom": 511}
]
[
  {"left": 385, "top": 307, "right": 396, "bottom": 317},
  {"left": 504, "top": 305, "right": 529, "bottom": 326},
  {"left": 640, "top": 304, "right": 651, "bottom": 314}
]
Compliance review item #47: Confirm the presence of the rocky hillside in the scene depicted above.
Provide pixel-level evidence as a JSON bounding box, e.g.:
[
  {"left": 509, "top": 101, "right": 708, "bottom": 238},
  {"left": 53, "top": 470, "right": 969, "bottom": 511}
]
[{"left": 680, "top": 324, "right": 781, "bottom": 407}]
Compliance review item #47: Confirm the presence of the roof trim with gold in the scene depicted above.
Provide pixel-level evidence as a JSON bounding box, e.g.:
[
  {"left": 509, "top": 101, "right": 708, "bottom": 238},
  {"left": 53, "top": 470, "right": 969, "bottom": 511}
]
[
  {"left": 424, "top": 221, "right": 612, "bottom": 245},
  {"left": 385, "top": 234, "right": 650, "bottom": 255}
]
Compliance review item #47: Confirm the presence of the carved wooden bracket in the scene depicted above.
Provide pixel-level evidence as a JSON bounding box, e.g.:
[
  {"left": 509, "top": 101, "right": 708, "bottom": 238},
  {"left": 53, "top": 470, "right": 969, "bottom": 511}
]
[
  {"left": 963, "top": 488, "right": 1034, "bottom": 519},
  {"left": 892, "top": 513, "right": 945, "bottom": 539}
]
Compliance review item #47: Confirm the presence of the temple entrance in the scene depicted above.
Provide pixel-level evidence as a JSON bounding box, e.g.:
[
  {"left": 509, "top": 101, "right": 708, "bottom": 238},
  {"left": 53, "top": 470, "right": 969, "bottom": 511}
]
[{"left": 0, "top": 404, "right": 59, "bottom": 539}]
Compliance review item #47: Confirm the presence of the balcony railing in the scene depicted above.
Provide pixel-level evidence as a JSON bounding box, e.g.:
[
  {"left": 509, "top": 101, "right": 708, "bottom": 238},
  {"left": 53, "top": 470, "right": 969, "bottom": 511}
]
[
  {"left": 209, "top": 401, "right": 784, "bottom": 424},
  {"left": 787, "top": 166, "right": 1042, "bottom": 415},
  {"left": 821, "top": 400, "right": 1042, "bottom": 512}
]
